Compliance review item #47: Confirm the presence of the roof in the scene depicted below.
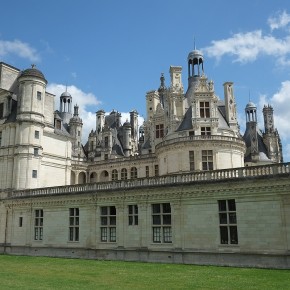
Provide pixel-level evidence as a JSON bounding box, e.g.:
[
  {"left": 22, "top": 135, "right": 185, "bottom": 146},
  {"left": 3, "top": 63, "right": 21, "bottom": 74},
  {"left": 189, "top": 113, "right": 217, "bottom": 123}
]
[{"left": 19, "top": 67, "right": 47, "bottom": 83}]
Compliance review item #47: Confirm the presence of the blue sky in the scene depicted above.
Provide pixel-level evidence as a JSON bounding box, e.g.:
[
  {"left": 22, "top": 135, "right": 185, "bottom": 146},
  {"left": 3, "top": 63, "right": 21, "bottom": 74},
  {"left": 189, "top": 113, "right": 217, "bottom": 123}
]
[{"left": 1, "top": 0, "right": 290, "bottom": 161}]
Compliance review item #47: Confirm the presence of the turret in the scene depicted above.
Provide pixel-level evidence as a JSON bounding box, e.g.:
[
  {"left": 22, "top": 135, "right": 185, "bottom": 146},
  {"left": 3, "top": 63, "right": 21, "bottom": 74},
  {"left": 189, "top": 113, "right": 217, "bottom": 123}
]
[
  {"left": 123, "top": 120, "right": 131, "bottom": 157},
  {"left": 59, "top": 90, "right": 72, "bottom": 127}
]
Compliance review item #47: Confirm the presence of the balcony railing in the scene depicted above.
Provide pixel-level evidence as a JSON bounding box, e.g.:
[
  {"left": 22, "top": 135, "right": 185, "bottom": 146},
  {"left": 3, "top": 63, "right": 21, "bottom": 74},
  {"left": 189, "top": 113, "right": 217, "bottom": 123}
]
[
  {"left": 3, "top": 162, "right": 290, "bottom": 199},
  {"left": 155, "top": 135, "right": 245, "bottom": 150}
]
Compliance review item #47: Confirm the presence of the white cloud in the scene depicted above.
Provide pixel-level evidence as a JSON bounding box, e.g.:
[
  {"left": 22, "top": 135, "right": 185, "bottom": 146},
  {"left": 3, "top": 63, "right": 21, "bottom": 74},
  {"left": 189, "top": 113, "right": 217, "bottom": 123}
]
[
  {"left": 0, "top": 39, "right": 40, "bottom": 62},
  {"left": 268, "top": 10, "right": 290, "bottom": 31},
  {"left": 258, "top": 81, "right": 290, "bottom": 161},
  {"left": 47, "top": 83, "right": 101, "bottom": 143},
  {"left": 203, "top": 30, "right": 290, "bottom": 64}
]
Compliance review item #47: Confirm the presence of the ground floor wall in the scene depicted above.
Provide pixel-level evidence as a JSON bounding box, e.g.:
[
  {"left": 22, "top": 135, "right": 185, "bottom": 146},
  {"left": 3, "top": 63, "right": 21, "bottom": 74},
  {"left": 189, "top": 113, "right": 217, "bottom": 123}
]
[{"left": 1, "top": 175, "right": 290, "bottom": 268}]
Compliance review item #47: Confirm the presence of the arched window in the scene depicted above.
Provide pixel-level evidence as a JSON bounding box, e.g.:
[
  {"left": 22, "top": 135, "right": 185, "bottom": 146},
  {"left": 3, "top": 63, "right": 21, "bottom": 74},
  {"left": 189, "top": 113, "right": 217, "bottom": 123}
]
[
  {"left": 130, "top": 167, "right": 137, "bottom": 179},
  {"left": 89, "top": 172, "right": 97, "bottom": 183},
  {"left": 100, "top": 170, "right": 109, "bottom": 182},
  {"left": 121, "top": 168, "right": 127, "bottom": 180},
  {"left": 112, "top": 169, "right": 118, "bottom": 181}
]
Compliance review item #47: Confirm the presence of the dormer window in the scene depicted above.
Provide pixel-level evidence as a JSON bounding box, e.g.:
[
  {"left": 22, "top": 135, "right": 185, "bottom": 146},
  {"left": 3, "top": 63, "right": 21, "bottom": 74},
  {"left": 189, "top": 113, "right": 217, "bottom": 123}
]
[
  {"left": 156, "top": 124, "right": 164, "bottom": 139},
  {"left": 200, "top": 101, "right": 210, "bottom": 118}
]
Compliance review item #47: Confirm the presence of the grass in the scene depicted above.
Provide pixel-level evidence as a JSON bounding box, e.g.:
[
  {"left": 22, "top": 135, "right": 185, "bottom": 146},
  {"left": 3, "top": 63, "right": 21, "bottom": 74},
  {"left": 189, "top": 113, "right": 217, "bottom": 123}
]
[{"left": 0, "top": 255, "right": 290, "bottom": 289}]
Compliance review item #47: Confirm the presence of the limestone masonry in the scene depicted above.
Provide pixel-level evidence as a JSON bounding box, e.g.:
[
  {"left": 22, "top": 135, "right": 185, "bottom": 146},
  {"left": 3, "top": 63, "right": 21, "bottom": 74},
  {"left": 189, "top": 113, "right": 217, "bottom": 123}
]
[{"left": 0, "top": 49, "right": 289, "bottom": 268}]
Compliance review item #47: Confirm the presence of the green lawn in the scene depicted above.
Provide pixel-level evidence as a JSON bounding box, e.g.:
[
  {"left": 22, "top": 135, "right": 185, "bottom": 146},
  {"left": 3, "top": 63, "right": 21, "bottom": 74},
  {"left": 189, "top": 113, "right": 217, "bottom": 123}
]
[{"left": 0, "top": 255, "right": 289, "bottom": 290}]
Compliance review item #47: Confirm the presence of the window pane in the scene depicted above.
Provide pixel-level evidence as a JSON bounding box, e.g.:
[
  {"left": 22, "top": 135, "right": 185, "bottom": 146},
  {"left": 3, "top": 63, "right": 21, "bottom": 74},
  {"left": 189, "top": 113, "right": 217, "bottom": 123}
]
[
  {"left": 110, "top": 227, "right": 116, "bottom": 242},
  {"left": 162, "top": 203, "right": 171, "bottom": 213},
  {"left": 220, "top": 226, "right": 228, "bottom": 244},
  {"left": 101, "top": 227, "right": 107, "bottom": 242},
  {"left": 69, "top": 208, "right": 74, "bottom": 216},
  {"left": 229, "top": 213, "right": 237, "bottom": 224},
  {"left": 69, "top": 217, "right": 74, "bottom": 226},
  {"left": 153, "top": 227, "right": 161, "bottom": 243},
  {"left": 110, "top": 206, "right": 116, "bottom": 215},
  {"left": 128, "top": 205, "right": 133, "bottom": 214},
  {"left": 75, "top": 227, "right": 79, "bottom": 241},
  {"left": 153, "top": 215, "right": 161, "bottom": 225},
  {"left": 218, "top": 200, "right": 227, "bottom": 212},
  {"left": 75, "top": 208, "right": 79, "bottom": 216},
  {"left": 163, "top": 227, "right": 172, "bottom": 243},
  {"left": 228, "top": 200, "right": 236, "bottom": 211},
  {"left": 230, "top": 226, "right": 238, "bottom": 244},
  {"left": 110, "top": 216, "right": 116, "bottom": 225},
  {"left": 101, "top": 207, "right": 107, "bottom": 215},
  {"left": 163, "top": 214, "right": 171, "bottom": 225},
  {"left": 135, "top": 216, "right": 138, "bottom": 225},
  {"left": 219, "top": 213, "right": 227, "bottom": 224},
  {"left": 101, "top": 217, "right": 107, "bottom": 225},
  {"left": 134, "top": 205, "right": 138, "bottom": 214},
  {"left": 152, "top": 204, "right": 160, "bottom": 214},
  {"left": 75, "top": 217, "right": 79, "bottom": 226},
  {"left": 69, "top": 227, "right": 74, "bottom": 241},
  {"left": 129, "top": 216, "right": 133, "bottom": 225}
]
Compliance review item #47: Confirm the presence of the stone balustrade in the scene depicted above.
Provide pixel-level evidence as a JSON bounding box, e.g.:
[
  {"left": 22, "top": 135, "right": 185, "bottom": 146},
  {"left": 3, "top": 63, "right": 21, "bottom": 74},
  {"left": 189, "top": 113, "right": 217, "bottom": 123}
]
[{"left": 4, "top": 162, "right": 290, "bottom": 199}]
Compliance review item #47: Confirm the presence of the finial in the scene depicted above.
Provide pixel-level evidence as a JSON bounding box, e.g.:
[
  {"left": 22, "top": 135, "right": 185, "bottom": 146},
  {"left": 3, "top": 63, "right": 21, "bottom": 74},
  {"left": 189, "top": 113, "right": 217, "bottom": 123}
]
[
  {"left": 194, "top": 36, "right": 196, "bottom": 50},
  {"left": 248, "top": 90, "right": 251, "bottom": 102},
  {"left": 31, "top": 64, "right": 36, "bottom": 69}
]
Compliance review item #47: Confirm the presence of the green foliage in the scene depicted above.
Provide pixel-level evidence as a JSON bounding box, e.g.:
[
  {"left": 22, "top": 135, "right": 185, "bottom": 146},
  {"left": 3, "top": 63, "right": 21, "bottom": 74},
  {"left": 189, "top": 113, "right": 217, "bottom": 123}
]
[{"left": 0, "top": 255, "right": 289, "bottom": 290}]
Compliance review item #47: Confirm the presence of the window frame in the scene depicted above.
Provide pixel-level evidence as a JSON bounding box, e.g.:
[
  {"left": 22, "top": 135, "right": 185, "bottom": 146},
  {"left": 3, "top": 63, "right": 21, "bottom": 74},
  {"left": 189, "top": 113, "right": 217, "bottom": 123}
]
[
  {"left": 200, "top": 101, "right": 210, "bottom": 118},
  {"left": 218, "top": 199, "right": 238, "bottom": 245},
  {"left": 155, "top": 124, "right": 164, "bottom": 139},
  {"left": 69, "top": 208, "right": 79, "bottom": 242},
  {"left": 202, "top": 150, "right": 213, "bottom": 171},
  {"left": 34, "top": 209, "right": 43, "bottom": 241},
  {"left": 152, "top": 203, "right": 172, "bottom": 243},
  {"left": 100, "top": 206, "right": 117, "bottom": 242},
  {"left": 128, "top": 205, "right": 138, "bottom": 226}
]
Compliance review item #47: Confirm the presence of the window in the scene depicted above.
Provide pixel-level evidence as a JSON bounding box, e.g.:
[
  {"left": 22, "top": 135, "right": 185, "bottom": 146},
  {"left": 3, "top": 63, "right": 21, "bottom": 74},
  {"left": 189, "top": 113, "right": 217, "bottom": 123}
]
[
  {"left": 55, "top": 119, "right": 61, "bottom": 129},
  {"left": 112, "top": 169, "right": 118, "bottom": 181},
  {"left": 104, "top": 154, "right": 108, "bottom": 160},
  {"left": 0, "top": 103, "right": 3, "bottom": 118},
  {"left": 121, "top": 168, "right": 127, "bottom": 180},
  {"left": 189, "top": 151, "right": 195, "bottom": 171},
  {"left": 218, "top": 200, "right": 238, "bottom": 245},
  {"left": 32, "top": 170, "right": 37, "bottom": 178},
  {"left": 128, "top": 205, "right": 138, "bottom": 225},
  {"left": 200, "top": 101, "right": 210, "bottom": 118},
  {"left": 35, "top": 130, "right": 40, "bottom": 139},
  {"left": 152, "top": 203, "right": 172, "bottom": 243},
  {"left": 145, "top": 166, "right": 149, "bottom": 178},
  {"left": 201, "top": 127, "right": 211, "bottom": 135},
  {"left": 78, "top": 130, "right": 80, "bottom": 136},
  {"left": 0, "top": 131, "right": 2, "bottom": 146},
  {"left": 104, "top": 136, "right": 109, "bottom": 147},
  {"left": 156, "top": 124, "right": 164, "bottom": 138},
  {"left": 130, "top": 167, "right": 137, "bottom": 179},
  {"left": 189, "top": 131, "right": 195, "bottom": 136},
  {"left": 37, "top": 91, "right": 42, "bottom": 100},
  {"left": 202, "top": 150, "right": 213, "bottom": 170},
  {"left": 154, "top": 165, "right": 159, "bottom": 176},
  {"left": 100, "top": 206, "right": 116, "bottom": 242},
  {"left": 34, "top": 148, "right": 39, "bottom": 156},
  {"left": 34, "top": 209, "right": 43, "bottom": 240},
  {"left": 69, "top": 208, "right": 79, "bottom": 242},
  {"left": 19, "top": 217, "right": 23, "bottom": 227}
]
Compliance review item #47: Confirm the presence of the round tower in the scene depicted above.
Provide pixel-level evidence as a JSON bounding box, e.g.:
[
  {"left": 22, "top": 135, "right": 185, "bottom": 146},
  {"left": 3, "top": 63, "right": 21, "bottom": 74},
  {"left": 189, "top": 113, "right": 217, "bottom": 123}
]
[{"left": 15, "top": 65, "right": 47, "bottom": 189}]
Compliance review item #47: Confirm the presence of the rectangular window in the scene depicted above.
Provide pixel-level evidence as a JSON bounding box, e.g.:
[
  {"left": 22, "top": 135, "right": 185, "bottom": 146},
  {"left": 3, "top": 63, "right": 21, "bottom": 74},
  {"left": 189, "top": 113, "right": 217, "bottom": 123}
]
[
  {"left": 156, "top": 124, "right": 164, "bottom": 139},
  {"left": 128, "top": 205, "right": 138, "bottom": 226},
  {"left": 104, "top": 154, "right": 108, "bottom": 160},
  {"left": 69, "top": 208, "right": 79, "bottom": 242},
  {"left": 32, "top": 170, "right": 37, "bottom": 178},
  {"left": 152, "top": 203, "right": 172, "bottom": 243},
  {"left": 189, "top": 131, "right": 195, "bottom": 136},
  {"left": 100, "top": 206, "right": 116, "bottom": 242},
  {"left": 104, "top": 136, "right": 109, "bottom": 147},
  {"left": 201, "top": 127, "right": 211, "bottom": 135},
  {"left": 200, "top": 101, "right": 210, "bottom": 118},
  {"left": 0, "top": 103, "right": 3, "bottom": 118},
  {"left": 37, "top": 91, "right": 42, "bottom": 100},
  {"left": 34, "top": 209, "right": 43, "bottom": 240},
  {"left": 34, "top": 148, "right": 39, "bottom": 156},
  {"left": 0, "top": 131, "right": 2, "bottom": 146},
  {"left": 145, "top": 166, "right": 149, "bottom": 178},
  {"left": 35, "top": 130, "right": 40, "bottom": 139},
  {"left": 154, "top": 165, "right": 159, "bottom": 176},
  {"left": 202, "top": 150, "right": 213, "bottom": 170},
  {"left": 218, "top": 200, "right": 238, "bottom": 245},
  {"left": 19, "top": 217, "right": 23, "bottom": 227},
  {"left": 189, "top": 151, "right": 195, "bottom": 171},
  {"left": 55, "top": 119, "right": 61, "bottom": 129}
]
